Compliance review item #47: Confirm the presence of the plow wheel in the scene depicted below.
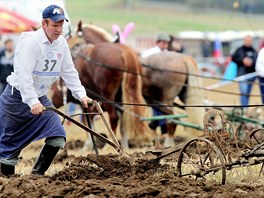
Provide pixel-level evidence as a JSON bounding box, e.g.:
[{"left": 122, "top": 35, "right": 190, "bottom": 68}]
[
  {"left": 177, "top": 138, "right": 226, "bottom": 185},
  {"left": 248, "top": 128, "right": 264, "bottom": 177},
  {"left": 249, "top": 128, "right": 264, "bottom": 148}
]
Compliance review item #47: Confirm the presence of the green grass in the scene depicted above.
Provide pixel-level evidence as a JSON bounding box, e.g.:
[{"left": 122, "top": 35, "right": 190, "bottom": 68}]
[{"left": 65, "top": 0, "right": 264, "bottom": 36}]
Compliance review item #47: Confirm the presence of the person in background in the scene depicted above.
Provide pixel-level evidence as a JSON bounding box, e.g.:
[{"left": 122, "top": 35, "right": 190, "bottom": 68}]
[
  {"left": 140, "top": 33, "right": 170, "bottom": 135},
  {"left": 201, "top": 39, "right": 211, "bottom": 58},
  {"left": 0, "top": 39, "right": 14, "bottom": 94},
  {"left": 231, "top": 35, "right": 258, "bottom": 106},
  {"left": 258, "top": 37, "right": 264, "bottom": 51},
  {"left": 0, "top": 4, "right": 93, "bottom": 177},
  {"left": 0, "top": 35, "right": 3, "bottom": 51},
  {"left": 141, "top": 33, "right": 170, "bottom": 58},
  {"left": 168, "top": 35, "right": 184, "bottom": 53},
  {"left": 255, "top": 47, "right": 264, "bottom": 103}
]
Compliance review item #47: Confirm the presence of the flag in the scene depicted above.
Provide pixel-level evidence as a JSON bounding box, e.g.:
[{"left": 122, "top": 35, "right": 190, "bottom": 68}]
[{"left": 212, "top": 36, "right": 223, "bottom": 58}]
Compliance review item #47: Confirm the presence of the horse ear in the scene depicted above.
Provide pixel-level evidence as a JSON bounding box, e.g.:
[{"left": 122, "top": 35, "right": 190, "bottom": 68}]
[
  {"left": 112, "top": 32, "right": 120, "bottom": 43},
  {"left": 77, "top": 20, "right": 82, "bottom": 32}
]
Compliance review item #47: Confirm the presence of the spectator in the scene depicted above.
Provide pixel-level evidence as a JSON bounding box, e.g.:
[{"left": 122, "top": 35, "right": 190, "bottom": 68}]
[
  {"left": 0, "top": 39, "right": 14, "bottom": 94},
  {"left": 141, "top": 33, "right": 170, "bottom": 58},
  {"left": 256, "top": 47, "right": 264, "bottom": 103},
  {"left": 201, "top": 39, "right": 211, "bottom": 58},
  {"left": 168, "top": 35, "right": 184, "bottom": 53},
  {"left": 231, "top": 35, "right": 258, "bottom": 106}
]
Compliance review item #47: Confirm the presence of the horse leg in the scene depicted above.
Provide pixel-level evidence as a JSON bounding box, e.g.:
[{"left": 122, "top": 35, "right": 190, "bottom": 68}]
[
  {"left": 154, "top": 107, "right": 177, "bottom": 147},
  {"left": 82, "top": 112, "right": 96, "bottom": 151},
  {"left": 163, "top": 122, "right": 177, "bottom": 147},
  {"left": 98, "top": 109, "right": 121, "bottom": 152},
  {"left": 82, "top": 104, "right": 105, "bottom": 152},
  {"left": 105, "top": 104, "right": 128, "bottom": 148},
  {"left": 120, "top": 113, "right": 130, "bottom": 149}
]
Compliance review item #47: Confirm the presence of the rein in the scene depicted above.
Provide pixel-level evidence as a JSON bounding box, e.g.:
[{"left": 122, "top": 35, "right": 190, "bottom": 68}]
[
  {"left": 71, "top": 43, "right": 262, "bottom": 87},
  {"left": 71, "top": 49, "right": 263, "bottom": 98}
]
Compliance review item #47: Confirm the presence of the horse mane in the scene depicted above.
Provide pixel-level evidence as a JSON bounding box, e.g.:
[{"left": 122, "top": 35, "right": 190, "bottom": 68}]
[{"left": 82, "top": 23, "right": 113, "bottom": 42}]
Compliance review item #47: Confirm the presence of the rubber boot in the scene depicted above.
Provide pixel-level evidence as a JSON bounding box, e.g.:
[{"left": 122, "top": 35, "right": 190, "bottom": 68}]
[
  {"left": 0, "top": 162, "right": 15, "bottom": 176},
  {"left": 31, "top": 144, "right": 60, "bottom": 175}
]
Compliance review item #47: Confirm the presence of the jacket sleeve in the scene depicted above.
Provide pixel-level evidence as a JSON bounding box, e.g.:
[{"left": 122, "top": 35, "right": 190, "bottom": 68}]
[
  {"left": 256, "top": 48, "right": 264, "bottom": 77},
  {"left": 231, "top": 47, "right": 244, "bottom": 66},
  {"left": 60, "top": 39, "right": 86, "bottom": 101},
  {"left": 252, "top": 49, "right": 258, "bottom": 67}
]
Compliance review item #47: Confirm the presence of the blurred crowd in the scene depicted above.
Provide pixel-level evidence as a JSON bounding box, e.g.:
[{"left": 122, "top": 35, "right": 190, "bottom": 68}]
[{"left": 0, "top": 38, "right": 14, "bottom": 94}]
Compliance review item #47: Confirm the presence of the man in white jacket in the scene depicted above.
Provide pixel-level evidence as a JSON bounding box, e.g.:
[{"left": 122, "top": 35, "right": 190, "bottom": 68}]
[
  {"left": 141, "top": 33, "right": 170, "bottom": 58},
  {"left": 256, "top": 47, "right": 264, "bottom": 103},
  {"left": 0, "top": 4, "right": 92, "bottom": 176}
]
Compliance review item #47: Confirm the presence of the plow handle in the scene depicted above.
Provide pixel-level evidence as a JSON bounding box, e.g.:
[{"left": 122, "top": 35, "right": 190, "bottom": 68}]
[{"left": 43, "top": 104, "right": 128, "bottom": 157}]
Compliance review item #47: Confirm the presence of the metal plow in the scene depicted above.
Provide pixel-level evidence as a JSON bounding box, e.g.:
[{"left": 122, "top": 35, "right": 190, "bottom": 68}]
[
  {"left": 151, "top": 109, "right": 264, "bottom": 185},
  {"left": 44, "top": 101, "right": 129, "bottom": 158},
  {"left": 45, "top": 102, "right": 264, "bottom": 184}
]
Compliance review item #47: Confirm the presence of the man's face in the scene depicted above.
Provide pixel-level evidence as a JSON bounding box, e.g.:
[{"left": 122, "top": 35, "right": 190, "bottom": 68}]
[
  {"left": 157, "top": 40, "right": 169, "bottom": 50},
  {"left": 244, "top": 36, "right": 253, "bottom": 47},
  {"left": 42, "top": 19, "right": 64, "bottom": 42},
  {"left": 5, "top": 41, "right": 13, "bottom": 52}
]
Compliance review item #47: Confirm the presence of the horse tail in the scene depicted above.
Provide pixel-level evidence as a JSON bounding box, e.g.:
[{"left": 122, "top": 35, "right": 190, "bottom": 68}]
[
  {"left": 183, "top": 56, "right": 205, "bottom": 137},
  {"left": 120, "top": 50, "right": 154, "bottom": 146}
]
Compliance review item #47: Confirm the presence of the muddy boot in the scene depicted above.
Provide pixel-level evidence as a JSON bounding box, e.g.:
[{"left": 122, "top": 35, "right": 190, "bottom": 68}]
[
  {"left": 0, "top": 163, "right": 15, "bottom": 176},
  {"left": 31, "top": 144, "right": 60, "bottom": 175}
]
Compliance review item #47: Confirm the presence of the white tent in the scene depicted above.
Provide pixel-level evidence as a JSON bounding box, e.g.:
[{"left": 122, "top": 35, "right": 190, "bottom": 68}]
[{"left": 177, "top": 30, "right": 264, "bottom": 42}]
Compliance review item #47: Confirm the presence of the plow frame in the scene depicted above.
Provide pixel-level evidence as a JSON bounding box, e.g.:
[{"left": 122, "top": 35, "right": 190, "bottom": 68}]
[
  {"left": 152, "top": 109, "right": 264, "bottom": 184},
  {"left": 45, "top": 102, "right": 264, "bottom": 184}
]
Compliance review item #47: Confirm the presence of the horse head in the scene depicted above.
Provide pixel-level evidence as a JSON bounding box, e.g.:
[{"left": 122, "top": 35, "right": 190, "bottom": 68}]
[
  {"left": 67, "top": 22, "right": 89, "bottom": 58},
  {"left": 76, "top": 21, "right": 113, "bottom": 44}
]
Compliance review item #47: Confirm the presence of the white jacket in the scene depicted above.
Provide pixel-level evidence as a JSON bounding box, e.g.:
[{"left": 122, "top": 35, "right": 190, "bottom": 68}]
[
  {"left": 256, "top": 48, "right": 264, "bottom": 77},
  {"left": 7, "top": 28, "right": 86, "bottom": 107},
  {"left": 141, "top": 46, "right": 162, "bottom": 58}
]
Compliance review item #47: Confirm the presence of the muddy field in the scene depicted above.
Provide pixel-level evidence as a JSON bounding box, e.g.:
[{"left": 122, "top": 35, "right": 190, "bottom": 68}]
[
  {"left": 1, "top": 144, "right": 264, "bottom": 198},
  {"left": 1, "top": 145, "right": 264, "bottom": 198},
  {"left": 1, "top": 79, "right": 264, "bottom": 197}
]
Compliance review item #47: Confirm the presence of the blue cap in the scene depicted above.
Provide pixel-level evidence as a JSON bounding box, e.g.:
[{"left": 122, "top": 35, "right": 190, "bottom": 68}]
[{"left": 42, "top": 5, "right": 69, "bottom": 22}]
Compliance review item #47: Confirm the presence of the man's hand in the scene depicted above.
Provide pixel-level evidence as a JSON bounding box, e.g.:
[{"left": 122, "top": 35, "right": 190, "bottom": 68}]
[
  {"left": 81, "top": 96, "right": 93, "bottom": 108},
  {"left": 243, "top": 57, "right": 253, "bottom": 67},
  {"left": 31, "top": 103, "right": 44, "bottom": 115}
]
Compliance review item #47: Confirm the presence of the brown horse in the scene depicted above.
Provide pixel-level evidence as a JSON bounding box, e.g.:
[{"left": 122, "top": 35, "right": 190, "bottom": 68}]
[
  {"left": 51, "top": 22, "right": 154, "bottom": 148},
  {"left": 76, "top": 22, "right": 205, "bottom": 145}
]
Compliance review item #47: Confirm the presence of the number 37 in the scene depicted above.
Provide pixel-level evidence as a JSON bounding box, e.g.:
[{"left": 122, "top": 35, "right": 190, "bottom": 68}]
[{"left": 43, "top": 59, "right": 57, "bottom": 71}]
